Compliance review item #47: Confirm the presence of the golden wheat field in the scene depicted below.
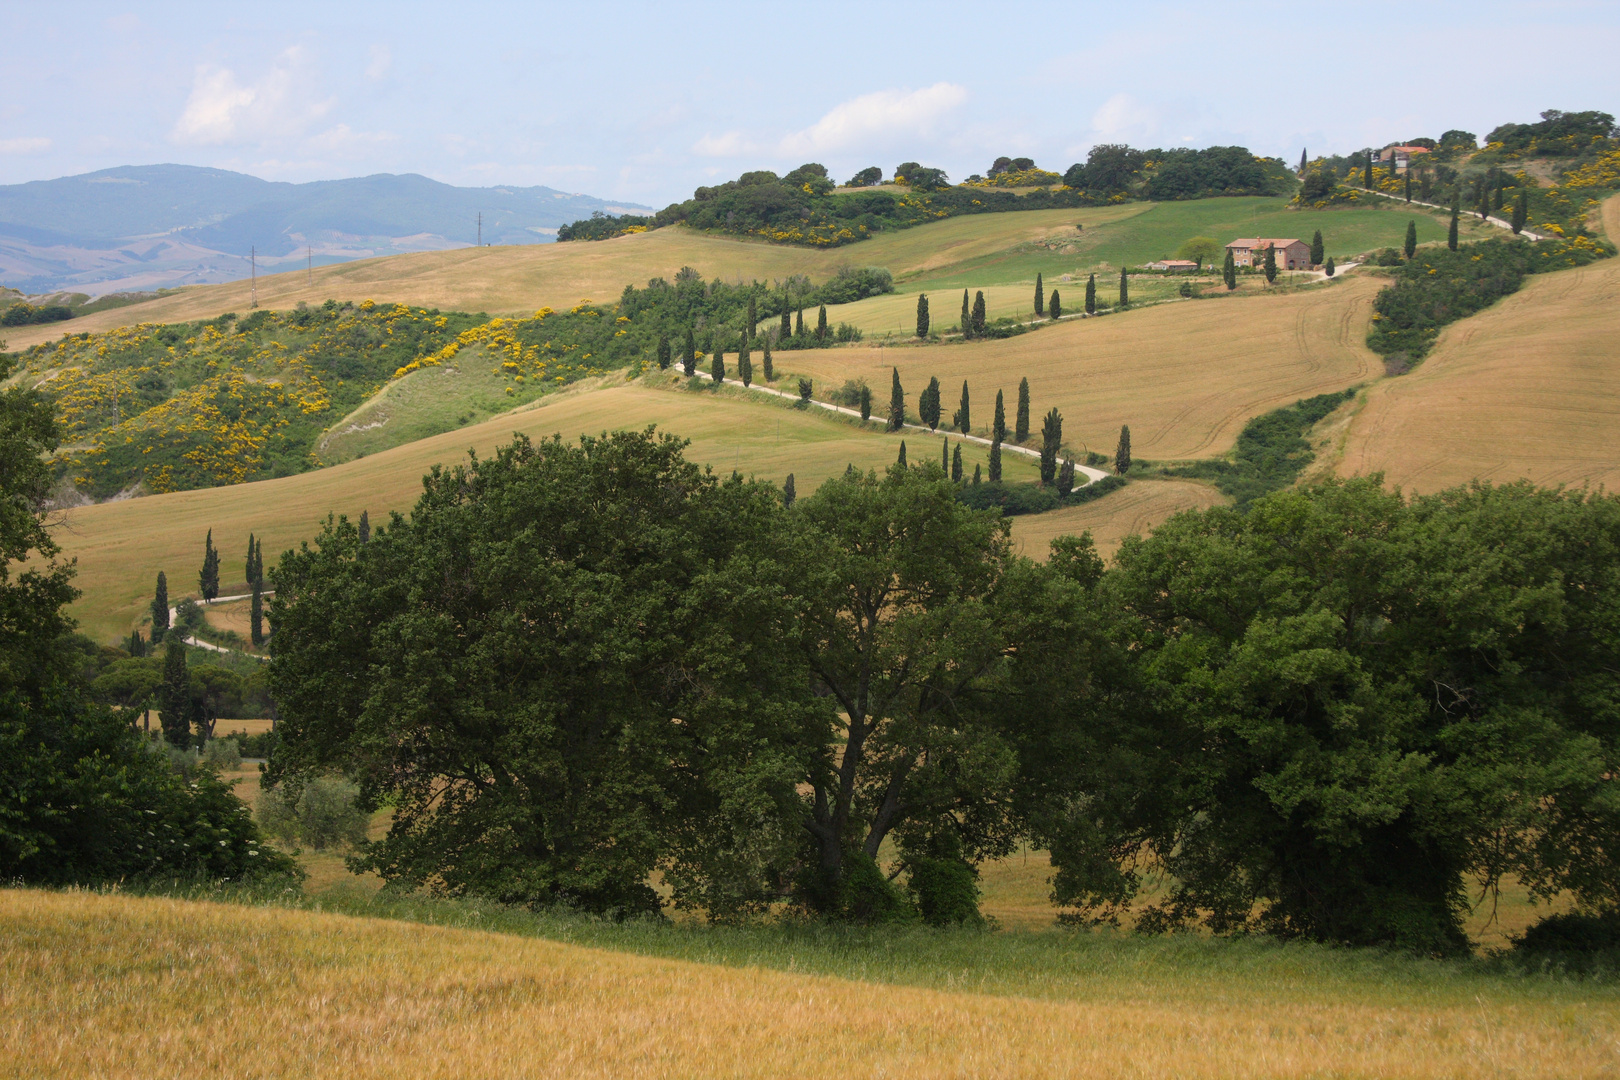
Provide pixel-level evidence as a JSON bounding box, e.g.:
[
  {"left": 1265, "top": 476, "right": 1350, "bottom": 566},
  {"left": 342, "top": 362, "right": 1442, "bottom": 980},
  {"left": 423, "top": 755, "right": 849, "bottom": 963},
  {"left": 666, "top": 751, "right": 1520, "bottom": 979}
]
[
  {"left": 1005, "top": 478, "right": 1227, "bottom": 559},
  {"left": 778, "top": 274, "right": 1383, "bottom": 461},
  {"left": 3, "top": 890, "right": 1616, "bottom": 1080},
  {"left": 1338, "top": 196, "right": 1620, "bottom": 493}
]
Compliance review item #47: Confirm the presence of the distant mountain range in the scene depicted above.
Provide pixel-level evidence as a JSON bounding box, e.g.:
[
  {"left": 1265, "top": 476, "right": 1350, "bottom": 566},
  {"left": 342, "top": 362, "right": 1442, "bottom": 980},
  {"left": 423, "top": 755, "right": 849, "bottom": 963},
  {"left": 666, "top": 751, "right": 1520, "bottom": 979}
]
[{"left": 0, "top": 165, "right": 649, "bottom": 296}]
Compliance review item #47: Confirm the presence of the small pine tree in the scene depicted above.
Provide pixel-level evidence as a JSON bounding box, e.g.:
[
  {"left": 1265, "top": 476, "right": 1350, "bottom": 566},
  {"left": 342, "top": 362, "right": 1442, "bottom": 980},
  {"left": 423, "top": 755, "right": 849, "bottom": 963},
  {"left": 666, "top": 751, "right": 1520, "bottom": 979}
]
[
  {"left": 972, "top": 291, "right": 987, "bottom": 333},
  {"left": 1115, "top": 425, "right": 1132, "bottom": 474},
  {"left": 1034, "top": 272, "right": 1045, "bottom": 316},
  {"left": 1015, "top": 378, "right": 1030, "bottom": 443},
  {"left": 859, "top": 384, "right": 872, "bottom": 421},
  {"left": 798, "top": 378, "right": 812, "bottom": 402},
  {"left": 1262, "top": 243, "right": 1277, "bottom": 284},
  {"left": 1039, "top": 407, "right": 1062, "bottom": 484},
  {"left": 1309, "top": 230, "right": 1325, "bottom": 266},
  {"left": 1448, "top": 200, "right": 1460, "bottom": 251},
  {"left": 951, "top": 444, "right": 963, "bottom": 482},
  {"left": 897, "top": 440, "right": 907, "bottom": 467},
  {"left": 916, "top": 293, "right": 930, "bottom": 338},
  {"left": 956, "top": 380, "right": 970, "bottom": 434},
  {"left": 783, "top": 473, "right": 796, "bottom": 509},
  {"left": 1223, "top": 248, "right": 1237, "bottom": 291},
  {"left": 683, "top": 328, "right": 697, "bottom": 376},
  {"left": 1085, "top": 273, "right": 1097, "bottom": 314},
  {"left": 711, "top": 350, "right": 725, "bottom": 383},
  {"left": 657, "top": 335, "right": 672, "bottom": 370},
  {"left": 1118, "top": 266, "right": 1129, "bottom": 307},
  {"left": 816, "top": 304, "right": 828, "bottom": 341},
  {"left": 960, "top": 289, "right": 972, "bottom": 338},
  {"left": 159, "top": 642, "right": 191, "bottom": 748},
  {"left": 1404, "top": 220, "right": 1418, "bottom": 259},
  {"left": 739, "top": 340, "right": 753, "bottom": 387},
  {"left": 151, "top": 571, "right": 170, "bottom": 642},
  {"left": 1325, "top": 256, "right": 1336, "bottom": 278},
  {"left": 988, "top": 439, "right": 1002, "bottom": 483},
  {"left": 1511, "top": 190, "right": 1528, "bottom": 234},
  {"left": 888, "top": 367, "right": 905, "bottom": 431},
  {"left": 1049, "top": 289, "right": 1061, "bottom": 320},
  {"left": 199, "top": 529, "right": 219, "bottom": 602},
  {"left": 1057, "top": 459, "right": 1075, "bottom": 496},
  {"left": 762, "top": 334, "right": 774, "bottom": 381},
  {"left": 250, "top": 578, "right": 264, "bottom": 647},
  {"left": 992, "top": 390, "right": 1006, "bottom": 444}
]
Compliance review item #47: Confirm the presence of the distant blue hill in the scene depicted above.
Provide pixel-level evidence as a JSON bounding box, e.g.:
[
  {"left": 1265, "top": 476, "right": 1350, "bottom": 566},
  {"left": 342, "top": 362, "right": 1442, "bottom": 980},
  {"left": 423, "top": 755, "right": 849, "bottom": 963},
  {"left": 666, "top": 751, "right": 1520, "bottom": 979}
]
[{"left": 0, "top": 164, "right": 648, "bottom": 295}]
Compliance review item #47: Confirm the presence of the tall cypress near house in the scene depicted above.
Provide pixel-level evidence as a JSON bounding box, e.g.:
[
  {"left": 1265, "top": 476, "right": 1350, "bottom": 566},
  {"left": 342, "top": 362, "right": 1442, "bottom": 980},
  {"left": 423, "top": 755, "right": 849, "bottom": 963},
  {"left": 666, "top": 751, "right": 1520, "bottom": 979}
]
[
  {"left": 683, "top": 328, "right": 696, "bottom": 376},
  {"left": 897, "top": 440, "right": 907, "bottom": 466},
  {"left": 1512, "top": 190, "right": 1528, "bottom": 234},
  {"left": 250, "top": 577, "right": 264, "bottom": 647},
  {"left": 1262, "top": 244, "right": 1277, "bottom": 284},
  {"left": 1118, "top": 267, "right": 1129, "bottom": 307},
  {"left": 739, "top": 339, "right": 753, "bottom": 387},
  {"left": 1404, "top": 172, "right": 1412, "bottom": 203},
  {"left": 783, "top": 473, "right": 796, "bottom": 509},
  {"left": 1115, "top": 424, "right": 1132, "bottom": 474},
  {"left": 1016, "top": 377, "right": 1030, "bottom": 442},
  {"left": 956, "top": 380, "right": 970, "bottom": 434},
  {"left": 1223, "top": 248, "right": 1237, "bottom": 291},
  {"left": 1049, "top": 289, "right": 1062, "bottom": 319},
  {"left": 972, "top": 291, "right": 987, "bottom": 333},
  {"left": 859, "top": 384, "right": 872, "bottom": 421},
  {"left": 657, "top": 335, "right": 672, "bottom": 370},
  {"left": 199, "top": 530, "right": 219, "bottom": 602},
  {"left": 951, "top": 444, "right": 963, "bottom": 482},
  {"left": 960, "top": 289, "right": 972, "bottom": 338},
  {"left": 1057, "top": 459, "right": 1075, "bottom": 496},
  {"left": 1085, "top": 273, "right": 1097, "bottom": 314},
  {"left": 988, "top": 438, "right": 1002, "bottom": 482},
  {"left": 916, "top": 293, "right": 930, "bottom": 337},
  {"left": 992, "top": 390, "right": 1006, "bottom": 444},
  {"left": 762, "top": 335, "right": 774, "bottom": 381},
  {"left": 158, "top": 642, "right": 191, "bottom": 748},
  {"left": 816, "top": 305, "right": 828, "bottom": 341},
  {"left": 711, "top": 349, "right": 725, "bottom": 383},
  {"left": 1448, "top": 200, "right": 1460, "bottom": 251},
  {"left": 1309, "top": 230, "right": 1325, "bottom": 266},
  {"left": 888, "top": 367, "right": 905, "bottom": 431},
  {"left": 1404, "top": 220, "right": 1418, "bottom": 259},
  {"left": 1034, "top": 273, "right": 1045, "bottom": 316},
  {"left": 1039, "top": 407, "right": 1062, "bottom": 484},
  {"left": 151, "top": 571, "right": 170, "bottom": 643}
]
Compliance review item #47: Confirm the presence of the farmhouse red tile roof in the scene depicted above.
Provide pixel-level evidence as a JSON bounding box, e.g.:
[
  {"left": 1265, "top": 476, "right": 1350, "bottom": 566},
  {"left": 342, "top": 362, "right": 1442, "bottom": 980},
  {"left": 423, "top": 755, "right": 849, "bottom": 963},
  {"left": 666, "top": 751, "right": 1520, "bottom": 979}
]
[{"left": 1227, "top": 238, "right": 1304, "bottom": 248}]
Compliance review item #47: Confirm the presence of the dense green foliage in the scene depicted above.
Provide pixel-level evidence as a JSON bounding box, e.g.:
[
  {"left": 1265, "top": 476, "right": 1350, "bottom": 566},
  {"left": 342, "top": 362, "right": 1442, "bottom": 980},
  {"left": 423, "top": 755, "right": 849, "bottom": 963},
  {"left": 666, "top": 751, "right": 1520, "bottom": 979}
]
[
  {"left": 1482, "top": 109, "right": 1616, "bottom": 158},
  {"left": 0, "top": 302, "right": 73, "bottom": 327},
  {"left": 554, "top": 211, "right": 654, "bottom": 241},
  {"left": 1158, "top": 390, "right": 1355, "bottom": 506},
  {"left": 957, "top": 474, "right": 1125, "bottom": 515},
  {"left": 1062, "top": 144, "right": 1292, "bottom": 199}
]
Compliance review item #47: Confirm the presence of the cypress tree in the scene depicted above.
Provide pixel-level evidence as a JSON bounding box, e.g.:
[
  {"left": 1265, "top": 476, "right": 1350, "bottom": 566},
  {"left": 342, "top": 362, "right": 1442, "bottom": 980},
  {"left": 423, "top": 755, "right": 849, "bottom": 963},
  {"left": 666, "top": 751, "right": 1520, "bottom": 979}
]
[
  {"left": 1223, "top": 248, "right": 1237, "bottom": 291},
  {"left": 816, "top": 304, "right": 828, "bottom": 341},
  {"left": 159, "top": 642, "right": 191, "bottom": 748},
  {"left": 1115, "top": 424, "right": 1132, "bottom": 474},
  {"left": 956, "top": 380, "right": 970, "bottom": 434},
  {"left": 972, "top": 463, "right": 981, "bottom": 485},
  {"left": 747, "top": 294, "right": 757, "bottom": 337},
  {"left": 656, "top": 335, "right": 671, "bottom": 370},
  {"left": 888, "top": 367, "right": 905, "bottom": 431},
  {"left": 254, "top": 537, "right": 264, "bottom": 583},
  {"left": 1049, "top": 289, "right": 1062, "bottom": 319},
  {"left": 992, "top": 389, "right": 1006, "bottom": 444},
  {"left": 916, "top": 293, "right": 930, "bottom": 337},
  {"left": 711, "top": 349, "right": 725, "bottom": 383},
  {"left": 951, "top": 444, "right": 963, "bottom": 482},
  {"left": 1118, "top": 266, "right": 1129, "bottom": 307},
  {"left": 1039, "top": 407, "right": 1062, "bottom": 484},
  {"left": 960, "top": 289, "right": 971, "bottom": 338},
  {"left": 151, "top": 571, "right": 170, "bottom": 643},
  {"left": 897, "top": 440, "right": 907, "bottom": 467},
  {"left": 739, "top": 338, "right": 753, "bottom": 387},
  {"left": 1310, "top": 230, "right": 1325, "bottom": 266},
  {"left": 358, "top": 511, "right": 370, "bottom": 545},
  {"left": 683, "top": 328, "right": 696, "bottom": 376},
  {"left": 942, "top": 438, "right": 950, "bottom": 473},
  {"left": 250, "top": 578, "right": 264, "bottom": 647},
  {"left": 783, "top": 473, "right": 796, "bottom": 509},
  {"left": 762, "top": 334, "right": 774, "bottom": 381},
  {"left": 1448, "top": 200, "right": 1460, "bottom": 251},
  {"left": 795, "top": 309, "right": 805, "bottom": 338},
  {"left": 859, "top": 384, "right": 872, "bottom": 421},
  {"left": 1015, "top": 377, "right": 1030, "bottom": 442},
  {"left": 780, "top": 305, "right": 792, "bottom": 340},
  {"left": 1034, "top": 272, "right": 1044, "bottom": 316},
  {"left": 245, "top": 533, "right": 256, "bottom": 586},
  {"left": 988, "top": 438, "right": 1002, "bottom": 483},
  {"left": 798, "top": 378, "right": 812, "bottom": 402},
  {"left": 1263, "top": 243, "right": 1277, "bottom": 285},
  {"left": 1493, "top": 169, "right": 1506, "bottom": 211},
  {"left": 1299, "top": 147, "right": 1308, "bottom": 173},
  {"left": 1404, "top": 172, "right": 1412, "bottom": 203},
  {"left": 1085, "top": 273, "right": 1097, "bottom": 314},
  {"left": 1325, "top": 256, "right": 1336, "bottom": 278},
  {"left": 1511, "top": 190, "right": 1528, "bottom": 234},
  {"left": 1364, "top": 152, "right": 1374, "bottom": 188},
  {"left": 1404, "top": 220, "right": 1418, "bottom": 259},
  {"left": 1057, "top": 459, "right": 1075, "bottom": 496},
  {"left": 921, "top": 376, "right": 941, "bottom": 430},
  {"left": 972, "top": 291, "right": 987, "bottom": 333},
  {"left": 199, "top": 530, "right": 219, "bottom": 602}
]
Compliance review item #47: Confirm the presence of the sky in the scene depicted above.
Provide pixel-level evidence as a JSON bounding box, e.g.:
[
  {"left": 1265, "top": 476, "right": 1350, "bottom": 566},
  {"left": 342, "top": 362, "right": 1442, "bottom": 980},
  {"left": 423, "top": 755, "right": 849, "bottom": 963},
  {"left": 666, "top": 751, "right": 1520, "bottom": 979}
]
[{"left": 3, "top": 1, "right": 1617, "bottom": 207}]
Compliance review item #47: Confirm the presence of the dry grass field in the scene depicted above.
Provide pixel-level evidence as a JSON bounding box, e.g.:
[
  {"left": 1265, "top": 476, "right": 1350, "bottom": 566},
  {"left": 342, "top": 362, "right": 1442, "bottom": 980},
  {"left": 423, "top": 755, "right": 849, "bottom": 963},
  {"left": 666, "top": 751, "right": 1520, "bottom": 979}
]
[
  {"left": 5, "top": 889, "right": 1616, "bottom": 1080},
  {"left": 1007, "top": 479, "right": 1226, "bottom": 559},
  {"left": 1337, "top": 196, "right": 1620, "bottom": 493},
  {"left": 781, "top": 274, "right": 1383, "bottom": 462}
]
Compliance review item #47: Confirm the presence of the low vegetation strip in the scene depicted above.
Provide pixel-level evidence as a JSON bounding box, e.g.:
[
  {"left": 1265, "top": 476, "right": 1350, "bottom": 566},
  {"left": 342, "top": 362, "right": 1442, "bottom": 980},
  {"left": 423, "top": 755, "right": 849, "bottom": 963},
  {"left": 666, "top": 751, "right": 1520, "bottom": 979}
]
[{"left": 1153, "top": 389, "right": 1356, "bottom": 506}]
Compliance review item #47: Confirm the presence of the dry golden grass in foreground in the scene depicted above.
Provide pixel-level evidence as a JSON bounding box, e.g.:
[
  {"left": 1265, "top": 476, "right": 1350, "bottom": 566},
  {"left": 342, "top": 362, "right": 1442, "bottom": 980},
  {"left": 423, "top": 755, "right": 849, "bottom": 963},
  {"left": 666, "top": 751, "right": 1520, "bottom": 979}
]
[
  {"left": 4, "top": 889, "right": 1617, "bottom": 1080},
  {"left": 1338, "top": 196, "right": 1620, "bottom": 494},
  {"left": 1007, "top": 478, "right": 1225, "bottom": 559},
  {"left": 780, "top": 274, "right": 1383, "bottom": 461}
]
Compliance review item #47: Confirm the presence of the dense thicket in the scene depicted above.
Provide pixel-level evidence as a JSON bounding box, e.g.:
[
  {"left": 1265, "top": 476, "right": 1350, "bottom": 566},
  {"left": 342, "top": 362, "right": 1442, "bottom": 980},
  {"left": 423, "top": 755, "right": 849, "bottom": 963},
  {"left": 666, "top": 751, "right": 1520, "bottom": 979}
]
[
  {"left": 1159, "top": 391, "right": 1354, "bottom": 506},
  {"left": 1483, "top": 110, "right": 1616, "bottom": 157},
  {"left": 1062, "top": 144, "right": 1292, "bottom": 198}
]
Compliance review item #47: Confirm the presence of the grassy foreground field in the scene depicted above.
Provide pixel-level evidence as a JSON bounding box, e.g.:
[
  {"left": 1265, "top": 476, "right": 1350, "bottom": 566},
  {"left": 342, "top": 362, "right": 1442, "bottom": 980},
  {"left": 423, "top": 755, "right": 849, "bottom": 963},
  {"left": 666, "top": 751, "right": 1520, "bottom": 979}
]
[
  {"left": 4, "top": 889, "right": 1616, "bottom": 1079},
  {"left": 1337, "top": 196, "right": 1620, "bottom": 493}
]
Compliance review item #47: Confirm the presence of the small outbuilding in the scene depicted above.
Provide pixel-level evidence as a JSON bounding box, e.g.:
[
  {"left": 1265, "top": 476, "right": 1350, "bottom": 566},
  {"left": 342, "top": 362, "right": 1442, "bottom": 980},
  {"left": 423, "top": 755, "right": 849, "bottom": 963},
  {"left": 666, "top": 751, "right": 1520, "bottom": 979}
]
[
  {"left": 1226, "top": 238, "right": 1311, "bottom": 270},
  {"left": 1145, "top": 259, "right": 1200, "bottom": 271}
]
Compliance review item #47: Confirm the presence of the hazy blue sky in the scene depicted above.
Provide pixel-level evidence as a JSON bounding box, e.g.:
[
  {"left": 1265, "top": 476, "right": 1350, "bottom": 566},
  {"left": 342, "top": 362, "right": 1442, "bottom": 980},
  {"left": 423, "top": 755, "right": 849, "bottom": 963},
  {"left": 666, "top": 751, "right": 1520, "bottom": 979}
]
[{"left": 4, "top": 1, "right": 1616, "bottom": 206}]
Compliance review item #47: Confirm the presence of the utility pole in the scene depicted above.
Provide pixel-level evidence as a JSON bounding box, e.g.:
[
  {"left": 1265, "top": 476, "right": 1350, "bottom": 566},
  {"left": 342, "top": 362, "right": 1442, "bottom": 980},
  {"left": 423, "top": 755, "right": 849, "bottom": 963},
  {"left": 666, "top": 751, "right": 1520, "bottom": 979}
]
[{"left": 251, "top": 246, "right": 257, "bottom": 308}]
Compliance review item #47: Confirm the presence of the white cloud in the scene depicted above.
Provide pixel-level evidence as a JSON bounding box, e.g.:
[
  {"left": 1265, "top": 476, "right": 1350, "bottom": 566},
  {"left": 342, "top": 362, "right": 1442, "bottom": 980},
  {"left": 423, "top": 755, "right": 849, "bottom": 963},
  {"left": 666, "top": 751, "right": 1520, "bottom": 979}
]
[
  {"left": 307, "top": 124, "right": 397, "bottom": 154},
  {"left": 776, "top": 83, "right": 968, "bottom": 157},
  {"left": 366, "top": 44, "right": 391, "bottom": 80},
  {"left": 1089, "top": 93, "right": 1157, "bottom": 142},
  {"left": 692, "top": 130, "right": 756, "bottom": 158},
  {"left": 170, "top": 46, "right": 333, "bottom": 146},
  {"left": 0, "top": 137, "right": 51, "bottom": 154}
]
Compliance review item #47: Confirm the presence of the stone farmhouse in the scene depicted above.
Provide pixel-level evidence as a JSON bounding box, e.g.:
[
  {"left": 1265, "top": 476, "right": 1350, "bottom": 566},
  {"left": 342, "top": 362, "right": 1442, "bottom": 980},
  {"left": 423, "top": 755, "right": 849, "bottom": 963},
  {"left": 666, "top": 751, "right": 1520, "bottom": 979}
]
[
  {"left": 1226, "top": 238, "right": 1311, "bottom": 270},
  {"left": 1378, "top": 145, "right": 1432, "bottom": 172}
]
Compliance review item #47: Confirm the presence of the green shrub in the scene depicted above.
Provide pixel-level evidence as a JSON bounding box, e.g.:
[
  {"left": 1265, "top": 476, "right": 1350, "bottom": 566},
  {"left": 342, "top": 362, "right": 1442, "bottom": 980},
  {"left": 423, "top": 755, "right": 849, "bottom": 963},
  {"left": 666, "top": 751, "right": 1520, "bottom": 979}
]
[
  {"left": 258, "top": 775, "right": 370, "bottom": 852},
  {"left": 203, "top": 737, "right": 241, "bottom": 771},
  {"left": 1159, "top": 391, "right": 1355, "bottom": 506}
]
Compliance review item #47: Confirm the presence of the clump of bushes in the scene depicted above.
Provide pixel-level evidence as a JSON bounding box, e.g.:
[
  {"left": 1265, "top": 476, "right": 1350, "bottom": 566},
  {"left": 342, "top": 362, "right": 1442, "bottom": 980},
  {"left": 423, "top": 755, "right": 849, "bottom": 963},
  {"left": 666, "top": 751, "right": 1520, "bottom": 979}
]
[{"left": 258, "top": 775, "right": 370, "bottom": 852}]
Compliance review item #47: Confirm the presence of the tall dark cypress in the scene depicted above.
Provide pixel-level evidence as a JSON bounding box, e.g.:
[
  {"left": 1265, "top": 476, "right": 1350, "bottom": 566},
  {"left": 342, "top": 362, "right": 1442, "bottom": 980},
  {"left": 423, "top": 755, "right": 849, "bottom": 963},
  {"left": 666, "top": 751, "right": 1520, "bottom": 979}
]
[
  {"left": 1057, "top": 459, "right": 1075, "bottom": 497},
  {"left": 199, "top": 529, "right": 219, "bottom": 602},
  {"left": 245, "top": 534, "right": 256, "bottom": 587},
  {"left": 357, "top": 511, "right": 370, "bottom": 545},
  {"left": 972, "top": 291, "right": 987, "bottom": 333},
  {"left": 1404, "top": 172, "right": 1412, "bottom": 203},
  {"left": 897, "top": 440, "right": 907, "bottom": 467},
  {"left": 1118, "top": 267, "right": 1129, "bottom": 307},
  {"left": 1511, "top": 190, "right": 1528, "bottom": 234},
  {"left": 1404, "top": 220, "right": 1418, "bottom": 259},
  {"left": 747, "top": 294, "right": 757, "bottom": 338},
  {"left": 254, "top": 537, "right": 264, "bottom": 583},
  {"left": 795, "top": 309, "right": 805, "bottom": 338},
  {"left": 159, "top": 642, "right": 191, "bottom": 748},
  {"left": 988, "top": 438, "right": 1002, "bottom": 483},
  {"left": 1049, "top": 289, "right": 1061, "bottom": 319},
  {"left": 859, "top": 384, "right": 872, "bottom": 421},
  {"left": 972, "top": 463, "right": 981, "bottom": 485},
  {"left": 888, "top": 367, "right": 905, "bottom": 431},
  {"left": 1085, "top": 273, "right": 1097, "bottom": 314},
  {"left": 1448, "top": 200, "right": 1460, "bottom": 251},
  {"left": 942, "top": 438, "right": 950, "bottom": 473},
  {"left": 1299, "top": 147, "right": 1308, "bottom": 173},
  {"left": 738, "top": 337, "right": 753, "bottom": 387},
  {"left": 1015, "top": 377, "right": 1030, "bottom": 442},
  {"left": 780, "top": 304, "right": 792, "bottom": 340},
  {"left": 1309, "top": 230, "right": 1325, "bottom": 266},
  {"left": 1034, "top": 273, "right": 1045, "bottom": 316},
  {"left": 783, "top": 473, "right": 796, "bottom": 509},
  {"left": 250, "top": 578, "right": 264, "bottom": 647},
  {"left": 683, "top": 328, "right": 696, "bottom": 376},
  {"left": 762, "top": 334, "right": 774, "bottom": 381},
  {"left": 1262, "top": 244, "right": 1278, "bottom": 284},
  {"left": 1115, "top": 424, "right": 1132, "bottom": 474},
  {"left": 956, "top": 380, "right": 970, "bottom": 434},
  {"left": 711, "top": 349, "right": 725, "bottom": 383},
  {"left": 151, "top": 571, "right": 170, "bottom": 643},
  {"left": 1039, "top": 407, "right": 1062, "bottom": 485},
  {"left": 960, "top": 289, "right": 971, "bottom": 338},
  {"left": 992, "top": 390, "right": 1006, "bottom": 444},
  {"left": 921, "top": 376, "right": 941, "bottom": 430},
  {"left": 951, "top": 444, "right": 963, "bottom": 482},
  {"left": 816, "top": 305, "right": 828, "bottom": 341},
  {"left": 1492, "top": 169, "right": 1506, "bottom": 211},
  {"left": 657, "top": 335, "right": 672, "bottom": 370},
  {"left": 916, "top": 293, "right": 930, "bottom": 338},
  {"left": 1223, "top": 248, "right": 1237, "bottom": 291}
]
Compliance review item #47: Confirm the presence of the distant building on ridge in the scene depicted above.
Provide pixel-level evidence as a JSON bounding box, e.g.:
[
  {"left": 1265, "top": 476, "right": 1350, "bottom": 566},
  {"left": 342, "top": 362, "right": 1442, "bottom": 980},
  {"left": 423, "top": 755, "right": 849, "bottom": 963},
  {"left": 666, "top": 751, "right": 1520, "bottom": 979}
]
[{"left": 1226, "top": 238, "right": 1311, "bottom": 270}]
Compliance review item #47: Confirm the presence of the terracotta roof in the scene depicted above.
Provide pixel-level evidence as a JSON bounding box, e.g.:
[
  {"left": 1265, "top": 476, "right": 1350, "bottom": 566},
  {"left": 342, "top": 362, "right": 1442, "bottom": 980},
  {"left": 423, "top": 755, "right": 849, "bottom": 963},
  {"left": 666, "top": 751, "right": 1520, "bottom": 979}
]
[{"left": 1226, "top": 238, "right": 1305, "bottom": 249}]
